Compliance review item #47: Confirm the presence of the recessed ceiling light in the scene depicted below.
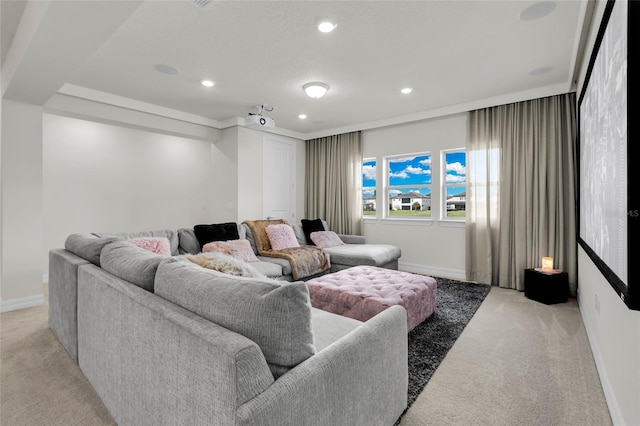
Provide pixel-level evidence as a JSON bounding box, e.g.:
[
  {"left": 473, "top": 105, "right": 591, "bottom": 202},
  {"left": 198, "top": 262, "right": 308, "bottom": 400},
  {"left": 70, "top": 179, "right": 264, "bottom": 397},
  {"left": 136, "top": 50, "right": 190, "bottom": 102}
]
[
  {"left": 154, "top": 64, "right": 180, "bottom": 75},
  {"left": 298, "top": 114, "right": 308, "bottom": 119},
  {"left": 519, "top": 1, "right": 556, "bottom": 21},
  {"left": 528, "top": 66, "right": 553, "bottom": 76},
  {"left": 303, "top": 82, "right": 329, "bottom": 98},
  {"left": 317, "top": 20, "right": 337, "bottom": 33},
  {"left": 401, "top": 88, "right": 413, "bottom": 94},
  {"left": 201, "top": 79, "right": 215, "bottom": 87}
]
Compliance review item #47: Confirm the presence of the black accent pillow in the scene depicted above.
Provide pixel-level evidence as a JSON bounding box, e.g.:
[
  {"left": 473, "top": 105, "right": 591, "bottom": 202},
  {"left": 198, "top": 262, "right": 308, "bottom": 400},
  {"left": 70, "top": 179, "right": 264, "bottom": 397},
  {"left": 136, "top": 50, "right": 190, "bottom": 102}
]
[
  {"left": 193, "top": 222, "right": 240, "bottom": 250},
  {"left": 301, "top": 219, "right": 326, "bottom": 245}
]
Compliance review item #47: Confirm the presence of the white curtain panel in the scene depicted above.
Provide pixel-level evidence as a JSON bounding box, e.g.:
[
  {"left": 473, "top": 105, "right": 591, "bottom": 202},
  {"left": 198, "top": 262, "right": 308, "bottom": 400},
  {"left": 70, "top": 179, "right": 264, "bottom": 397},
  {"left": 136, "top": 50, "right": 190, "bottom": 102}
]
[
  {"left": 466, "top": 93, "right": 577, "bottom": 294},
  {"left": 305, "top": 131, "right": 363, "bottom": 235}
]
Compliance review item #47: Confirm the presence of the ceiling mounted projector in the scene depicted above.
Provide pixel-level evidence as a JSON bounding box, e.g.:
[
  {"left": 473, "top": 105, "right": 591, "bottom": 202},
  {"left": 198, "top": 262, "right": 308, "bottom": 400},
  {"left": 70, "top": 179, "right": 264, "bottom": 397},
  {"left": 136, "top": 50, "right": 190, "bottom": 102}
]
[
  {"left": 246, "top": 104, "right": 275, "bottom": 128},
  {"left": 245, "top": 114, "right": 275, "bottom": 128}
]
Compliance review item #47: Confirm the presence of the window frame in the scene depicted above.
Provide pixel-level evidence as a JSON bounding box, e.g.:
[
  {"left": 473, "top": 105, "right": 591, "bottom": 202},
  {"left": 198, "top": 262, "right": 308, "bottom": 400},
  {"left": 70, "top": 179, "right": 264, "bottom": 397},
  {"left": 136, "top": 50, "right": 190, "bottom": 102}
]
[
  {"left": 362, "top": 157, "right": 377, "bottom": 219},
  {"left": 440, "top": 148, "right": 467, "bottom": 222},
  {"left": 384, "top": 152, "right": 433, "bottom": 221}
]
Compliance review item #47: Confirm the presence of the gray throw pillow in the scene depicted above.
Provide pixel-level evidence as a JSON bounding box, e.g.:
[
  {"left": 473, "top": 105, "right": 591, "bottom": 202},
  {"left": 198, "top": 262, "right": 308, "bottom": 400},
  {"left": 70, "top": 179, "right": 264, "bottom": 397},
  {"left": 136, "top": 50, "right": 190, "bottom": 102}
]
[
  {"left": 65, "top": 233, "right": 122, "bottom": 266},
  {"left": 154, "top": 257, "right": 316, "bottom": 371},
  {"left": 100, "top": 240, "right": 165, "bottom": 291}
]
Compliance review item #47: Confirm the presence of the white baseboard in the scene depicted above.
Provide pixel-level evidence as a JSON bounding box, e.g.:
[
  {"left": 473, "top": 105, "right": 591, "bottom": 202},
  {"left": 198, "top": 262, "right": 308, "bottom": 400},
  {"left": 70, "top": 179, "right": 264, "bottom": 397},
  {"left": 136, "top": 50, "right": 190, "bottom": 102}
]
[
  {"left": 398, "top": 261, "right": 466, "bottom": 281},
  {"left": 1, "top": 294, "right": 44, "bottom": 313},
  {"left": 578, "top": 296, "right": 623, "bottom": 426}
]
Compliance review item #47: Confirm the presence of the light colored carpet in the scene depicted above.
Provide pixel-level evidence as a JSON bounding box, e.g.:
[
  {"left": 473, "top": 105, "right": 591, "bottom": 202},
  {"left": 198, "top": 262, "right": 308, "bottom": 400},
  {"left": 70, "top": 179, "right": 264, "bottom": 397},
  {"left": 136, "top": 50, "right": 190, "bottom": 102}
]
[
  {"left": 1, "top": 286, "right": 610, "bottom": 425},
  {"left": 400, "top": 287, "right": 612, "bottom": 426}
]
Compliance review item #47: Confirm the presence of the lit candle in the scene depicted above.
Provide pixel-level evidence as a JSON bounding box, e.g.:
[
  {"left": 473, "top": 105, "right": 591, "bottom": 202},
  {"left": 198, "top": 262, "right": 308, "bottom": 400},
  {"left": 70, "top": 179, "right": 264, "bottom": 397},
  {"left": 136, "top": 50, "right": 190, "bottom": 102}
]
[{"left": 541, "top": 257, "right": 554, "bottom": 271}]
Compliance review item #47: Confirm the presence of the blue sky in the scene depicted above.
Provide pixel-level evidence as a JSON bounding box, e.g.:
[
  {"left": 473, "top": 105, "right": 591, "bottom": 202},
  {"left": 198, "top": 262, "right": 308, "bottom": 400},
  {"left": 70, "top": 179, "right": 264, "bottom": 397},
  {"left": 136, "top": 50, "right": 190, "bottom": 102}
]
[{"left": 362, "top": 152, "right": 466, "bottom": 197}]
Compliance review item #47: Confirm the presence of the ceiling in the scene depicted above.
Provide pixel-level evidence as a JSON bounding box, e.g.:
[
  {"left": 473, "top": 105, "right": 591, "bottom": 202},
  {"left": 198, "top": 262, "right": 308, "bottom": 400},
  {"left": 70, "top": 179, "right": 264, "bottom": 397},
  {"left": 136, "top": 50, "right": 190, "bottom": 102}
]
[{"left": 2, "top": 0, "right": 591, "bottom": 138}]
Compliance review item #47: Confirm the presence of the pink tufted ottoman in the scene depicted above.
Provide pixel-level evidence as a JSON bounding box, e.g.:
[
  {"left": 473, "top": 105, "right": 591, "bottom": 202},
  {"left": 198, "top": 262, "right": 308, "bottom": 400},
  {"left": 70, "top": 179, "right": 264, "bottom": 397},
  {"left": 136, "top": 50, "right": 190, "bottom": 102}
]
[{"left": 306, "top": 265, "right": 437, "bottom": 331}]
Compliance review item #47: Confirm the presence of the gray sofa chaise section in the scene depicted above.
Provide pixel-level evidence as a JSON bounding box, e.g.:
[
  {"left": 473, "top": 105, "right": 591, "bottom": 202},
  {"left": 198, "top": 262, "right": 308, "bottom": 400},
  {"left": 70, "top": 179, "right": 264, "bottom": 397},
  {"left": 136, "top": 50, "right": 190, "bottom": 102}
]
[
  {"left": 49, "top": 229, "right": 409, "bottom": 425},
  {"left": 243, "top": 221, "right": 402, "bottom": 274}
]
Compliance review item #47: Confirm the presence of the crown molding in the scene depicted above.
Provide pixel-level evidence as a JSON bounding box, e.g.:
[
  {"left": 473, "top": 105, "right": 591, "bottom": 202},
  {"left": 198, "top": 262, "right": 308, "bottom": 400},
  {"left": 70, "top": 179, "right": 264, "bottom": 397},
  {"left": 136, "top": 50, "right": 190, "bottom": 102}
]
[
  {"left": 57, "top": 81, "right": 573, "bottom": 142},
  {"left": 58, "top": 84, "right": 222, "bottom": 127}
]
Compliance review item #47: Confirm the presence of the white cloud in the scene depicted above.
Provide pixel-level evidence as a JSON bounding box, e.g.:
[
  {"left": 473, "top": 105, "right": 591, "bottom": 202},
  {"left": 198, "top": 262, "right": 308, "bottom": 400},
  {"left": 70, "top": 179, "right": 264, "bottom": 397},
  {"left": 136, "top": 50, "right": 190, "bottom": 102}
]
[
  {"left": 398, "top": 166, "right": 431, "bottom": 176},
  {"left": 362, "top": 164, "right": 377, "bottom": 180},
  {"left": 389, "top": 189, "right": 402, "bottom": 197},
  {"left": 390, "top": 171, "right": 408, "bottom": 179},
  {"left": 389, "top": 156, "right": 417, "bottom": 164},
  {"left": 362, "top": 189, "right": 375, "bottom": 197},
  {"left": 446, "top": 161, "right": 466, "bottom": 175},
  {"left": 446, "top": 174, "right": 466, "bottom": 183},
  {"left": 419, "top": 158, "right": 431, "bottom": 167}
]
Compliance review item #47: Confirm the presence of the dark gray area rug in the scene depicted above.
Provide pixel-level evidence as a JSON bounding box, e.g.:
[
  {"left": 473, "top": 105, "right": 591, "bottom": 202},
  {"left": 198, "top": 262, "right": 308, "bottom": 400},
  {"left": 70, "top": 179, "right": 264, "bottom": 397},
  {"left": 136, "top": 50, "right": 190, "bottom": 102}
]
[{"left": 398, "top": 277, "right": 491, "bottom": 421}]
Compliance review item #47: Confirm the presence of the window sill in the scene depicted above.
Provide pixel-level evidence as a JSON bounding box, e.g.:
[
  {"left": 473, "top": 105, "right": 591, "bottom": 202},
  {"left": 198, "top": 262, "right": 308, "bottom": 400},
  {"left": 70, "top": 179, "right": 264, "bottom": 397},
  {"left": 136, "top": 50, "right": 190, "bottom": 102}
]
[
  {"left": 381, "top": 218, "right": 434, "bottom": 226},
  {"left": 438, "top": 219, "right": 465, "bottom": 228}
]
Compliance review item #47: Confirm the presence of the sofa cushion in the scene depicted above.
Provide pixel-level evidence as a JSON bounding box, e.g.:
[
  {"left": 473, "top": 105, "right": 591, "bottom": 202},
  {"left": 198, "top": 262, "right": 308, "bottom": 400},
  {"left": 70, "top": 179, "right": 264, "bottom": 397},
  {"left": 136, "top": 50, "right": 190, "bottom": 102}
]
[
  {"left": 203, "top": 239, "right": 259, "bottom": 263},
  {"left": 95, "top": 230, "right": 180, "bottom": 256},
  {"left": 250, "top": 261, "right": 284, "bottom": 278},
  {"left": 154, "top": 258, "right": 316, "bottom": 374},
  {"left": 265, "top": 224, "right": 300, "bottom": 250},
  {"left": 65, "top": 233, "right": 123, "bottom": 266},
  {"left": 100, "top": 240, "right": 165, "bottom": 291},
  {"left": 323, "top": 244, "right": 401, "bottom": 267},
  {"left": 178, "top": 228, "right": 200, "bottom": 254},
  {"left": 310, "top": 307, "right": 362, "bottom": 351},
  {"left": 310, "top": 231, "right": 345, "bottom": 249},
  {"left": 256, "top": 255, "right": 292, "bottom": 276},
  {"left": 194, "top": 222, "right": 240, "bottom": 250},
  {"left": 128, "top": 237, "right": 171, "bottom": 256},
  {"left": 301, "top": 219, "right": 326, "bottom": 245}
]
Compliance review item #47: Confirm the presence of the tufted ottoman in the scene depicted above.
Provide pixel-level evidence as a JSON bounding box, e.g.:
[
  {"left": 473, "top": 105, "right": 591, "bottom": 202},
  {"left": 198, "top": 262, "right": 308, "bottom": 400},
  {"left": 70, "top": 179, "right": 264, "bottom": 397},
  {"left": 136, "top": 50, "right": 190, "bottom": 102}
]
[{"left": 306, "top": 265, "right": 437, "bottom": 331}]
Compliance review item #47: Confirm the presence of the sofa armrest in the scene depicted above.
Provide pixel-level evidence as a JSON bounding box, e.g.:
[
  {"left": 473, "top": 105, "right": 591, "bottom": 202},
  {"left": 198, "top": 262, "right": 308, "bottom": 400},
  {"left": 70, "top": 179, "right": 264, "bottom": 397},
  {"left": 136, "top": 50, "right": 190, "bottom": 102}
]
[
  {"left": 338, "top": 234, "right": 366, "bottom": 244},
  {"left": 49, "top": 249, "right": 91, "bottom": 363},
  {"left": 236, "top": 305, "right": 408, "bottom": 426}
]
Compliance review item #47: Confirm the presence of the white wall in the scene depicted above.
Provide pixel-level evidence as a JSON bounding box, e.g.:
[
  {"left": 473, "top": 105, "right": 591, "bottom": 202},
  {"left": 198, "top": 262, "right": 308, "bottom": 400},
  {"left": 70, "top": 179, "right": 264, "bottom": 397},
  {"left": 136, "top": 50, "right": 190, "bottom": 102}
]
[
  {"left": 1, "top": 100, "right": 44, "bottom": 308},
  {"left": 362, "top": 113, "right": 467, "bottom": 279},
  {"left": 212, "top": 127, "right": 240, "bottom": 222},
  {"left": 575, "top": 2, "right": 640, "bottom": 425},
  {"left": 42, "top": 114, "right": 219, "bottom": 273}
]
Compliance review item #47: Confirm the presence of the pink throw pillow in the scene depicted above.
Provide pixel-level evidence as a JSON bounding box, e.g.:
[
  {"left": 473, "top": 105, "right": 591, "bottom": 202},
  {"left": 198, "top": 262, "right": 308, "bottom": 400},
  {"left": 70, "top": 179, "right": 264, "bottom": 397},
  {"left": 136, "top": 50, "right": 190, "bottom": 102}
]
[
  {"left": 203, "top": 239, "right": 259, "bottom": 263},
  {"left": 310, "top": 231, "right": 345, "bottom": 249},
  {"left": 265, "top": 224, "right": 300, "bottom": 251},
  {"left": 128, "top": 237, "right": 171, "bottom": 256}
]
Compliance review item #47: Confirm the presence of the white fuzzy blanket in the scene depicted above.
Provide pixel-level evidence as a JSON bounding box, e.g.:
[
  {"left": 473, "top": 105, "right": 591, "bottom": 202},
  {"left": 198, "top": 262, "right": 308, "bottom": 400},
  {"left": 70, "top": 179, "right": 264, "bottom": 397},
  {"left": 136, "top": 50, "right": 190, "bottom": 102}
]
[{"left": 186, "top": 252, "right": 266, "bottom": 278}]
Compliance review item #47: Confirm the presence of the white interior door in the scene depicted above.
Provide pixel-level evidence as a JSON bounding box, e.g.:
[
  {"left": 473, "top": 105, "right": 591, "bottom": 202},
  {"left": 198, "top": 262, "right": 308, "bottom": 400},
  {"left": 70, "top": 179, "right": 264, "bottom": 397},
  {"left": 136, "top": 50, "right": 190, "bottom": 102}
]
[{"left": 262, "top": 136, "right": 296, "bottom": 221}]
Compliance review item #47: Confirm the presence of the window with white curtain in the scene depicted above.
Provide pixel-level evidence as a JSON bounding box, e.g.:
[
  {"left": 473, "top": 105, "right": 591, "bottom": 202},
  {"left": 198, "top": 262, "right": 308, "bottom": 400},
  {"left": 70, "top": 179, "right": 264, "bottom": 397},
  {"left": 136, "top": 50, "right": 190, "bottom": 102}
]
[
  {"left": 441, "top": 149, "right": 467, "bottom": 220},
  {"left": 362, "top": 158, "right": 377, "bottom": 217}
]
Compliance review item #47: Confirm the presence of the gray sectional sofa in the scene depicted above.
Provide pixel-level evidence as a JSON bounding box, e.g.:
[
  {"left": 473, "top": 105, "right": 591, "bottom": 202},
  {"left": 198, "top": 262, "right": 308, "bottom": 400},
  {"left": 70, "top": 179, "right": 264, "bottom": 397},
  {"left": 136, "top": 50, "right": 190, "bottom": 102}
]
[{"left": 48, "top": 228, "right": 408, "bottom": 425}]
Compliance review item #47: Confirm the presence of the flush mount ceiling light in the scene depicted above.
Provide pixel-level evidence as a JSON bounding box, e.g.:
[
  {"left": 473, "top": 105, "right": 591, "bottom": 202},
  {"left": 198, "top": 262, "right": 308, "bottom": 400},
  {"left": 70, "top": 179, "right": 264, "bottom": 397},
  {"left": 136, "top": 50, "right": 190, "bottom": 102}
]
[
  {"left": 528, "top": 66, "right": 553, "bottom": 76},
  {"left": 298, "top": 114, "right": 308, "bottom": 119},
  {"left": 316, "top": 20, "right": 337, "bottom": 33},
  {"left": 303, "top": 82, "right": 329, "bottom": 98},
  {"left": 401, "top": 87, "right": 413, "bottom": 94},
  {"left": 519, "top": 1, "right": 556, "bottom": 21},
  {"left": 201, "top": 79, "right": 215, "bottom": 87},
  {"left": 154, "top": 64, "right": 180, "bottom": 75}
]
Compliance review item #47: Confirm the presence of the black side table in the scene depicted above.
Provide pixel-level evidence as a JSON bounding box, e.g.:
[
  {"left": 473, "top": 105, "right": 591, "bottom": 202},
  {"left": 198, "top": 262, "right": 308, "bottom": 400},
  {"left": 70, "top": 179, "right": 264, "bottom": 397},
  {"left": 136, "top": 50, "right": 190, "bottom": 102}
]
[{"left": 524, "top": 268, "right": 569, "bottom": 305}]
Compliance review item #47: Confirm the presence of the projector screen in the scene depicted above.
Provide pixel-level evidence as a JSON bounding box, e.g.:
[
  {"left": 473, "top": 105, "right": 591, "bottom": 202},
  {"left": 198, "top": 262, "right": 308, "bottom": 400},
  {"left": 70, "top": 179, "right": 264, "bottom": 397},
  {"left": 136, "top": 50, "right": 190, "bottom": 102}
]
[{"left": 578, "top": 0, "right": 637, "bottom": 310}]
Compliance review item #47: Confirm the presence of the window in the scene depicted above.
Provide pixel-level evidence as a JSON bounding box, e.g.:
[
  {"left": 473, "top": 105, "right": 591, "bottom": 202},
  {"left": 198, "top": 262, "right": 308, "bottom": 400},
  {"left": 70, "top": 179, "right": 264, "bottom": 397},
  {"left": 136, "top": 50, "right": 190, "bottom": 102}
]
[
  {"left": 386, "top": 153, "right": 431, "bottom": 218},
  {"left": 362, "top": 159, "right": 376, "bottom": 216},
  {"left": 442, "top": 149, "right": 467, "bottom": 219}
]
